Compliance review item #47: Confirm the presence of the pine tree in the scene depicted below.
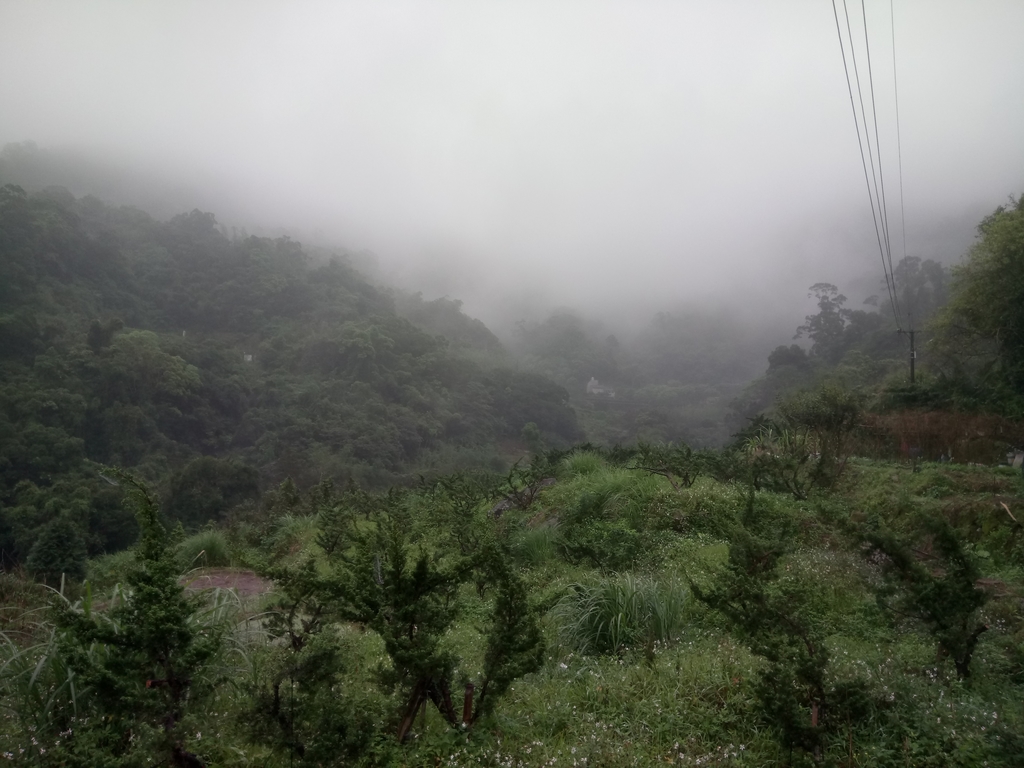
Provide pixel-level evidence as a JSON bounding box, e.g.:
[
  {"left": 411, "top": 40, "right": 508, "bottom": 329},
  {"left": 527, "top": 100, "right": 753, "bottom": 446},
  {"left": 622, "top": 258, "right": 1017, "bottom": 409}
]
[
  {"left": 53, "top": 470, "right": 221, "bottom": 767},
  {"left": 862, "top": 516, "right": 989, "bottom": 679},
  {"left": 26, "top": 515, "right": 87, "bottom": 585}
]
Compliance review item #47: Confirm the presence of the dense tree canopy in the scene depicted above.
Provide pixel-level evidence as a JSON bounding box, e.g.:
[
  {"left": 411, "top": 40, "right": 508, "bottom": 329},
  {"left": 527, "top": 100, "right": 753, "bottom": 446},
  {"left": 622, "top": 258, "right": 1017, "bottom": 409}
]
[
  {"left": 935, "top": 196, "right": 1024, "bottom": 401},
  {"left": 0, "top": 182, "right": 581, "bottom": 564}
]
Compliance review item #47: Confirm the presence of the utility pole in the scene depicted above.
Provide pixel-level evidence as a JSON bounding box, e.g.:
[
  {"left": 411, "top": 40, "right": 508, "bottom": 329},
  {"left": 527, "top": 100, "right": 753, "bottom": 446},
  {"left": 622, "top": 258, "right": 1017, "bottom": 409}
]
[{"left": 899, "top": 327, "right": 916, "bottom": 383}]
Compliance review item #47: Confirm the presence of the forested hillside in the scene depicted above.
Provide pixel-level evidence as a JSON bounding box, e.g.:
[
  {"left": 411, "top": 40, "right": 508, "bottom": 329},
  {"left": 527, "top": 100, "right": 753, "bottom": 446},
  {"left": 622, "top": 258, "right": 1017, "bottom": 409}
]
[
  {"left": 2, "top": 158, "right": 1024, "bottom": 768},
  {"left": 0, "top": 182, "right": 582, "bottom": 565}
]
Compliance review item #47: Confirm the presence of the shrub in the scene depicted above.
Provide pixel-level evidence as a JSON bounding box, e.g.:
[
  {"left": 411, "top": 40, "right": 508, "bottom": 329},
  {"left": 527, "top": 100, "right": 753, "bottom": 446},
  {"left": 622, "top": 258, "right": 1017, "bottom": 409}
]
[
  {"left": 778, "top": 383, "right": 863, "bottom": 488},
  {"left": 26, "top": 516, "right": 87, "bottom": 585},
  {"left": 85, "top": 548, "right": 137, "bottom": 588},
  {"left": 176, "top": 528, "right": 232, "bottom": 570},
  {"left": 554, "top": 573, "right": 687, "bottom": 655},
  {"left": 514, "top": 525, "right": 558, "bottom": 566},
  {"left": 561, "top": 450, "right": 605, "bottom": 478}
]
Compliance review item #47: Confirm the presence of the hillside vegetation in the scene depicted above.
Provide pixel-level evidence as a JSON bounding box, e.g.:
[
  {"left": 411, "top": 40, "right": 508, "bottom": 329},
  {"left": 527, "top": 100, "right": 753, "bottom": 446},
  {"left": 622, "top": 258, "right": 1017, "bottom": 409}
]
[
  {"left": 2, "top": 444, "right": 1023, "bottom": 767},
  {"left": 0, "top": 182, "right": 582, "bottom": 566},
  {"left": 3, "top": 150, "right": 1024, "bottom": 767}
]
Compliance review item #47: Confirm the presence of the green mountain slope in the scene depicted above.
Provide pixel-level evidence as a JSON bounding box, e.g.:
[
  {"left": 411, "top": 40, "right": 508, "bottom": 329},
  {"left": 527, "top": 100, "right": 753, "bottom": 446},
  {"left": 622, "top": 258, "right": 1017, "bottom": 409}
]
[{"left": 0, "top": 183, "right": 581, "bottom": 562}]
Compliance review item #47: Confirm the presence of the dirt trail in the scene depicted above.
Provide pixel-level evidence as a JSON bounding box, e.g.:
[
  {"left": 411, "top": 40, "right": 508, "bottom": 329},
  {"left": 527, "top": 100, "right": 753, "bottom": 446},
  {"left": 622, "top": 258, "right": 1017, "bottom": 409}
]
[{"left": 180, "top": 568, "right": 272, "bottom": 597}]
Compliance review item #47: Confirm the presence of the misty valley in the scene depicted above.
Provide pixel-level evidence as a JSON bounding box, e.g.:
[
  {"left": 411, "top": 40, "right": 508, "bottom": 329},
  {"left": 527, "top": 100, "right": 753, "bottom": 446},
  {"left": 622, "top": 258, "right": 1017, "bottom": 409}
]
[{"left": 3, "top": 148, "right": 1024, "bottom": 768}]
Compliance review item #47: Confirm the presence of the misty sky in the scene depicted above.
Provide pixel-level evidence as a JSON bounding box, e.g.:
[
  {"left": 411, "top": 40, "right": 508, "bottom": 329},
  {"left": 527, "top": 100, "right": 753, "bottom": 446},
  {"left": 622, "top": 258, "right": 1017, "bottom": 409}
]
[{"left": 2, "top": 0, "right": 1023, "bottom": 329}]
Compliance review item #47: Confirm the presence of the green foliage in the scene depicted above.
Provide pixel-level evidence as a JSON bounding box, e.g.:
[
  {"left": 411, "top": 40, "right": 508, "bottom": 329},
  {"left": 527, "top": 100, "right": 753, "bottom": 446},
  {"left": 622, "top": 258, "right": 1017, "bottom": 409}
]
[
  {"left": 795, "top": 282, "right": 851, "bottom": 364},
  {"left": 561, "top": 450, "right": 605, "bottom": 478},
  {"left": 394, "top": 292, "right": 503, "bottom": 355},
  {"left": 473, "top": 550, "right": 546, "bottom": 720},
  {"left": 164, "top": 456, "right": 259, "bottom": 530},
  {"left": 934, "top": 194, "right": 1024, "bottom": 410},
  {"left": 345, "top": 515, "right": 465, "bottom": 735},
  {"left": 629, "top": 441, "right": 709, "bottom": 490},
  {"left": 733, "top": 257, "right": 947, "bottom": 428},
  {"left": 51, "top": 470, "right": 223, "bottom": 766},
  {"left": 862, "top": 515, "right": 990, "bottom": 679},
  {"left": 690, "top": 500, "right": 833, "bottom": 758},
  {"left": 513, "top": 525, "right": 558, "bottom": 566},
  {"left": 3, "top": 450, "right": 1024, "bottom": 766},
  {"left": 248, "top": 476, "right": 546, "bottom": 747},
  {"left": 0, "top": 624, "right": 86, "bottom": 759},
  {"left": 26, "top": 515, "right": 88, "bottom": 585},
  {"left": 176, "top": 528, "right": 232, "bottom": 570},
  {"left": 246, "top": 630, "right": 383, "bottom": 766},
  {"left": 0, "top": 181, "right": 583, "bottom": 568},
  {"left": 554, "top": 573, "right": 686, "bottom": 656},
  {"left": 420, "top": 471, "right": 501, "bottom": 558},
  {"left": 778, "top": 382, "right": 863, "bottom": 488},
  {"left": 558, "top": 493, "right": 645, "bottom": 572},
  {"left": 743, "top": 424, "right": 815, "bottom": 500}
]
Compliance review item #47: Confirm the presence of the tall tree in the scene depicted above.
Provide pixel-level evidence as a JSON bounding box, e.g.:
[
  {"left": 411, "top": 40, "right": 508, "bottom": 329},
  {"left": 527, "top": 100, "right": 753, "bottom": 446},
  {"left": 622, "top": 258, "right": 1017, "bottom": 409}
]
[
  {"left": 54, "top": 471, "right": 220, "bottom": 767},
  {"left": 935, "top": 195, "right": 1024, "bottom": 396},
  {"left": 794, "top": 283, "right": 851, "bottom": 364}
]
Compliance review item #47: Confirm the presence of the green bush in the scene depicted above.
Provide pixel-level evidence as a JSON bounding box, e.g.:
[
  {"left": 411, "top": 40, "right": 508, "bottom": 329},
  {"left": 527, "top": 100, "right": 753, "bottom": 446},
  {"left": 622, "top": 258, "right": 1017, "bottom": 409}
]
[
  {"left": 561, "top": 450, "right": 605, "bottom": 478},
  {"left": 514, "top": 525, "right": 558, "bottom": 566},
  {"left": 176, "top": 528, "right": 232, "bottom": 570},
  {"left": 85, "top": 548, "right": 137, "bottom": 588},
  {"left": 554, "top": 573, "right": 687, "bottom": 655},
  {"left": 25, "top": 516, "right": 87, "bottom": 585},
  {"left": 559, "top": 514, "right": 647, "bottom": 571}
]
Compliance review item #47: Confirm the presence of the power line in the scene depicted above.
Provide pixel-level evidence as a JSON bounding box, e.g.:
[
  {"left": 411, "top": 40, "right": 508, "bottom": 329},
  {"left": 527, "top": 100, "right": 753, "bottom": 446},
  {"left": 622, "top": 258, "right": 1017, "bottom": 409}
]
[
  {"left": 890, "top": 0, "right": 909, "bottom": 288},
  {"left": 831, "top": 0, "right": 901, "bottom": 330},
  {"left": 861, "top": 0, "right": 902, "bottom": 323}
]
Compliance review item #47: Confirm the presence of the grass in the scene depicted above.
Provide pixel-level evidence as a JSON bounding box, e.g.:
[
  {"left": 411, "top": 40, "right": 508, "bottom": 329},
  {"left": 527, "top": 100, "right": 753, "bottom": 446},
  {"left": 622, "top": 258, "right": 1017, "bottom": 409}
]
[
  {"left": 553, "top": 573, "right": 687, "bottom": 656},
  {"left": 560, "top": 450, "right": 606, "bottom": 478},
  {"left": 514, "top": 525, "right": 558, "bottom": 566},
  {"left": 4, "top": 457, "right": 1024, "bottom": 766},
  {"left": 177, "top": 528, "right": 233, "bottom": 570}
]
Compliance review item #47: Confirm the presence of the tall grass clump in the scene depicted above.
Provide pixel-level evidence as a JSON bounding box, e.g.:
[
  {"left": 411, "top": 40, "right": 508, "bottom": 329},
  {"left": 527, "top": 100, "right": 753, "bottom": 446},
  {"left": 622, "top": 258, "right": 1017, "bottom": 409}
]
[
  {"left": 514, "top": 525, "right": 558, "bottom": 566},
  {"left": 554, "top": 573, "right": 687, "bottom": 655},
  {"left": 0, "top": 627, "right": 84, "bottom": 756},
  {"left": 176, "top": 528, "right": 232, "bottom": 570},
  {"left": 561, "top": 450, "right": 605, "bottom": 478}
]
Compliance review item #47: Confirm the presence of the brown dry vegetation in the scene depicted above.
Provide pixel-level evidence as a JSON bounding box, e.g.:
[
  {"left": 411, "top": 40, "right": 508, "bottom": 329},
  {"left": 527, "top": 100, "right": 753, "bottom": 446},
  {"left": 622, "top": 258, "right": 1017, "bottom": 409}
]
[{"left": 857, "top": 410, "right": 1024, "bottom": 463}]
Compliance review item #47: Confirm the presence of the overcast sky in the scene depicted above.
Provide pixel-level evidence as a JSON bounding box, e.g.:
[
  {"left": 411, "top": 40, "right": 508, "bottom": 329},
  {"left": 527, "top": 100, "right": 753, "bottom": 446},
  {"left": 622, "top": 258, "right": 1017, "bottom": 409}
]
[{"left": 2, "top": 0, "right": 1022, "bottom": 329}]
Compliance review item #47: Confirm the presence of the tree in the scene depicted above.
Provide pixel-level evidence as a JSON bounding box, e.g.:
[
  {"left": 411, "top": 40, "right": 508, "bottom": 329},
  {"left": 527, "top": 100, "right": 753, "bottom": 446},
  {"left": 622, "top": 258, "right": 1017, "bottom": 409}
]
[
  {"left": 338, "top": 508, "right": 543, "bottom": 739},
  {"left": 690, "top": 500, "right": 831, "bottom": 759},
  {"left": 164, "top": 456, "right": 260, "bottom": 529},
  {"left": 892, "top": 256, "right": 948, "bottom": 324},
  {"left": 795, "top": 283, "right": 851, "bottom": 364},
  {"left": 630, "top": 441, "right": 708, "bottom": 490},
  {"left": 54, "top": 471, "right": 221, "bottom": 767},
  {"left": 778, "top": 383, "right": 863, "bottom": 489},
  {"left": 249, "top": 480, "right": 544, "bottom": 753},
  {"left": 861, "top": 516, "right": 989, "bottom": 679},
  {"left": 934, "top": 195, "right": 1024, "bottom": 397},
  {"left": 26, "top": 515, "right": 87, "bottom": 585}
]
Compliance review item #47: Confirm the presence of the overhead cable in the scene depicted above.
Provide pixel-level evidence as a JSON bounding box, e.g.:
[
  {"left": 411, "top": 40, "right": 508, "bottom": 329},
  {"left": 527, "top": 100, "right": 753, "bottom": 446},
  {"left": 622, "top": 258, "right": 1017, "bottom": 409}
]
[
  {"left": 830, "top": 0, "right": 902, "bottom": 331},
  {"left": 861, "top": 0, "right": 902, "bottom": 323},
  {"left": 890, "top": 0, "right": 909, "bottom": 287}
]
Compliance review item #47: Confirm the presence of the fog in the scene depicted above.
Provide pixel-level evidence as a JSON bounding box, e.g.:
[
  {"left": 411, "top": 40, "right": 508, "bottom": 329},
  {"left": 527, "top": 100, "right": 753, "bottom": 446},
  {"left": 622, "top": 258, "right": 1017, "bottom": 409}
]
[{"left": 2, "top": 0, "right": 1022, "bottom": 334}]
